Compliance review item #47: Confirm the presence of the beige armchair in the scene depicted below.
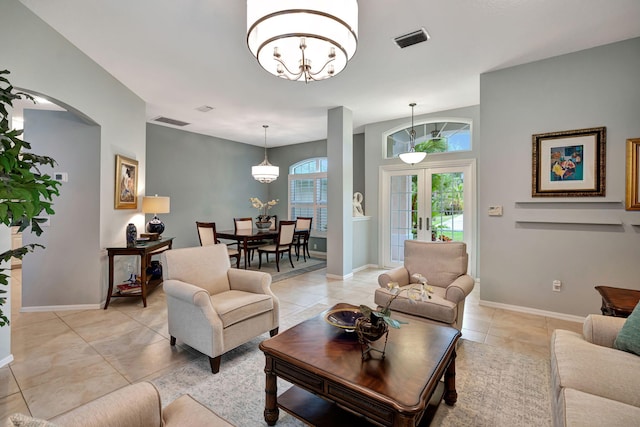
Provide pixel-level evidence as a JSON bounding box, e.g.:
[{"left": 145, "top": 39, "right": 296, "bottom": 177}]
[
  {"left": 161, "top": 244, "right": 279, "bottom": 374},
  {"left": 375, "top": 240, "right": 474, "bottom": 330}
]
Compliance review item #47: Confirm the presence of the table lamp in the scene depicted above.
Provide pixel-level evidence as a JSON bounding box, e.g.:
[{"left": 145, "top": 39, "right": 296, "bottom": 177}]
[{"left": 142, "top": 194, "right": 170, "bottom": 236}]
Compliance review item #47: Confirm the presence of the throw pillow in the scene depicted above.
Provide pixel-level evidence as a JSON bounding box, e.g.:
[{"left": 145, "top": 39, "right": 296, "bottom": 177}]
[
  {"left": 5, "top": 413, "right": 59, "bottom": 427},
  {"left": 614, "top": 301, "right": 640, "bottom": 356}
]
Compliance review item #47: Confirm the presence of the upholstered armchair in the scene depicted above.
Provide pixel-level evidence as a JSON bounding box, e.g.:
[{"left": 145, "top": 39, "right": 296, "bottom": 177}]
[
  {"left": 375, "top": 240, "right": 474, "bottom": 331},
  {"left": 161, "top": 244, "right": 279, "bottom": 374}
]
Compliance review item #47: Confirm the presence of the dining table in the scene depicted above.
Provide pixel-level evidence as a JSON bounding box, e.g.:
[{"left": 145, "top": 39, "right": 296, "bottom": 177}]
[{"left": 217, "top": 228, "right": 279, "bottom": 269}]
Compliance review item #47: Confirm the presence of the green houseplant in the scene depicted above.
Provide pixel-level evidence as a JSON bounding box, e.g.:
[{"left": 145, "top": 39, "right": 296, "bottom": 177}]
[{"left": 0, "top": 70, "right": 61, "bottom": 326}]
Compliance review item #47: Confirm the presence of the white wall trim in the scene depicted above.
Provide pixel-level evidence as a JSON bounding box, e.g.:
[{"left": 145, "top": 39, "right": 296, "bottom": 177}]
[
  {"left": 479, "top": 300, "right": 586, "bottom": 323},
  {"left": 326, "top": 272, "right": 354, "bottom": 280},
  {"left": 0, "top": 354, "right": 13, "bottom": 368},
  {"left": 20, "top": 303, "right": 102, "bottom": 312},
  {"left": 352, "top": 263, "right": 377, "bottom": 273}
]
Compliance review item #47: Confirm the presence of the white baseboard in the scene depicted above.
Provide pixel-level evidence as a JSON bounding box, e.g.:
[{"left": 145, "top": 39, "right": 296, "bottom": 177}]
[
  {"left": 309, "top": 250, "right": 326, "bottom": 259},
  {"left": 20, "top": 303, "right": 102, "bottom": 312},
  {"left": 352, "top": 263, "right": 377, "bottom": 273},
  {"left": 0, "top": 354, "right": 14, "bottom": 368},
  {"left": 326, "top": 272, "right": 354, "bottom": 280},
  {"left": 479, "top": 300, "right": 585, "bottom": 323}
]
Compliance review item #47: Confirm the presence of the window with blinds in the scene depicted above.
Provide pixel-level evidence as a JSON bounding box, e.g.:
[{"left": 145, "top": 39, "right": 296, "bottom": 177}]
[{"left": 288, "top": 158, "right": 328, "bottom": 235}]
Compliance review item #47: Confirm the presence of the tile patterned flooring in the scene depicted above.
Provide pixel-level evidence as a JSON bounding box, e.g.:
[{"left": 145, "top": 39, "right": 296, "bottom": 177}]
[{"left": 0, "top": 267, "right": 583, "bottom": 421}]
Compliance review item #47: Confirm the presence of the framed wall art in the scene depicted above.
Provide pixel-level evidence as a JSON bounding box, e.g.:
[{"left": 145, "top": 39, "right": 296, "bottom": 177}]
[
  {"left": 626, "top": 138, "right": 640, "bottom": 210},
  {"left": 114, "top": 154, "right": 138, "bottom": 209},
  {"left": 532, "top": 127, "right": 606, "bottom": 197}
]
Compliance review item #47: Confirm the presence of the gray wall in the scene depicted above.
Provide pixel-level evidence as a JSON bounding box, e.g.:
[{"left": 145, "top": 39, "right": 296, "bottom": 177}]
[
  {"left": 479, "top": 37, "right": 640, "bottom": 316},
  {"left": 146, "top": 127, "right": 366, "bottom": 254},
  {"left": 145, "top": 123, "right": 271, "bottom": 249},
  {"left": 23, "top": 110, "right": 101, "bottom": 306}
]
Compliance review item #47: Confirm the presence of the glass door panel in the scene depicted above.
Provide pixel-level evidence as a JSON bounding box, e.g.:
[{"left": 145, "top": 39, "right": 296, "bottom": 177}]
[{"left": 382, "top": 163, "right": 472, "bottom": 269}]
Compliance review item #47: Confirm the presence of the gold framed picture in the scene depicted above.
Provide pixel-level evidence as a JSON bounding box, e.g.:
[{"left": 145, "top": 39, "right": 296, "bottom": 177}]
[
  {"left": 114, "top": 154, "right": 138, "bottom": 209},
  {"left": 532, "top": 127, "right": 606, "bottom": 197},
  {"left": 626, "top": 138, "right": 640, "bottom": 210}
]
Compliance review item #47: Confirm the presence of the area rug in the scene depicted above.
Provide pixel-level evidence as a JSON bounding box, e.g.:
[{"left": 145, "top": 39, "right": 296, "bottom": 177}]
[
  {"left": 245, "top": 255, "right": 326, "bottom": 283},
  {"left": 152, "top": 316, "right": 552, "bottom": 426}
]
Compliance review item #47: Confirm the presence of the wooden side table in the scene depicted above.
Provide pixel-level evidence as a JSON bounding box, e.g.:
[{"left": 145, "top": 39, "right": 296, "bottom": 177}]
[
  {"left": 594, "top": 285, "right": 640, "bottom": 317},
  {"left": 104, "top": 237, "right": 174, "bottom": 309}
]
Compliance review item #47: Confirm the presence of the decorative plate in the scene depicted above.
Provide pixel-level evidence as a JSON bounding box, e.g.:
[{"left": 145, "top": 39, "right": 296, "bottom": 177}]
[{"left": 323, "top": 306, "right": 364, "bottom": 332}]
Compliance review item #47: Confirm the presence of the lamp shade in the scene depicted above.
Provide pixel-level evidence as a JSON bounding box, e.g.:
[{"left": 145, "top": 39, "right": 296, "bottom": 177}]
[
  {"left": 399, "top": 151, "right": 426, "bottom": 165},
  {"left": 142, "top": 195, "right": 170, "bottom": 214},
  {"left": 252, "top": 164, "right": 280, "bottom": 184}
]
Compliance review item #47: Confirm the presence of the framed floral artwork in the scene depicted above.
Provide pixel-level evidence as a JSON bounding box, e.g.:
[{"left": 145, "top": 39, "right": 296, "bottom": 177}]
[
  {"left": 114, "top": 154, "right": 138, "bottom": 209},
  {"left": 532, "top": 127, "right": 606, "bottom": 197},
  {"left": 626, "top": 138, "right": 640, "bottom": 210}
]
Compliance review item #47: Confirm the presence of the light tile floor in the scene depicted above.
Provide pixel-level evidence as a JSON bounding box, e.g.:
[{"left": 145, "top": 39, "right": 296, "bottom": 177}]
[{"left": 0, "top": 267, "right": 583, "bottom": 421}]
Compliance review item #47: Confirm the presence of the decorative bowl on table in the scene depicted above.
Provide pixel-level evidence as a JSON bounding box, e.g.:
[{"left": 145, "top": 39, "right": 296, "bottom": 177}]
[
  {"left": 255, "top": 221, "right": 271, "bottom": 229},
  {"left": 323, "top": 304, "right": 364, "bottom": 332}
]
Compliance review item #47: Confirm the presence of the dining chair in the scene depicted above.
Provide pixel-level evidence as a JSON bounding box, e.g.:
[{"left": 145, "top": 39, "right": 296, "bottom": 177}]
[
  {"left": 257, "top": 220, "right": 296, "bottom": 272},
  {"left": 294, "top": 216, "right": 313, "bottom": 262},
  {"left": 233, "top": 217, "right": 261, "bottom": 265},
  {"left": 196, "top": 221, "right": 240, "bottom": 268},
  {"left": 268, "top": 214, "right": 278, "bottom": 231}
]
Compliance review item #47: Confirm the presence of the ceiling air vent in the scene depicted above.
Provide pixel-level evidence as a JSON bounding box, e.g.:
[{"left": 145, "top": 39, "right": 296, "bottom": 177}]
[
  {"left": 153, "top": 116, "right": 190, "bottom": 127},
  {"left": 393, "top": 28, "right": 430, "bottom": 49}
]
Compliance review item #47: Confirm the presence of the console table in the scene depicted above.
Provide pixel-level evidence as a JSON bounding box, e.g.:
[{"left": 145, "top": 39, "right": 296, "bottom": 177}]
[
  {"left": 104, "top": 237, "right": 174, "bottom": 309},
  {"left": 595, "top": 285, "right": 640, "bottom": 317}
]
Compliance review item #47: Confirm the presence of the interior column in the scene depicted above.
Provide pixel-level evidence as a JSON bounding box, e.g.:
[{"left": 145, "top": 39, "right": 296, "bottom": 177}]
[{"left": 326, "top": 106, "right": 353, "bottom": 278}]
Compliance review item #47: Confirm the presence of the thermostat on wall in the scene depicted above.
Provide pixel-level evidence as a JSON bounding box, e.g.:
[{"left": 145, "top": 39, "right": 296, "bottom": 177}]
[
  {"left": 54, "top": 172, "right": 68, "bottom": 182},
  {"left": 488, "top": 206, "right": 503, "bottom": 216}
]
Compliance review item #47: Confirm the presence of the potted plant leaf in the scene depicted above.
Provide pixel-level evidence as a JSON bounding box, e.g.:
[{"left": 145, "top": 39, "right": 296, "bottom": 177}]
[{"left": 0, "top": 70, "right": 61, "bottom": 327}]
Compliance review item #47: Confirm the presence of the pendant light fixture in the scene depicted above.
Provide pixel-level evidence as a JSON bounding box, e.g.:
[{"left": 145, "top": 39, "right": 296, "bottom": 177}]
[
  {"left": 252, "top": 125, "right": 279, "bottom": 183},
  {"left": 399, "top": 103, "right": 426, "bottom": 165},
  {"left": 246, "top": 0, "right": 358, "bottom": 83}
]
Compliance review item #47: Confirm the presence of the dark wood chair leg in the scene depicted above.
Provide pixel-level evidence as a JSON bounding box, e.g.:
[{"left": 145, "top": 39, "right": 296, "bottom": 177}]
[
  {"left": 209, "top": 356, "right": 221, "bottom": 374},
  {"left": 170, "top": 336, "right": 176, "bottom": 346},
  {"left": 288, "top": 248, "right": 294, "bottom": 269},
  {"left": 275, "top": 251, "right": 280, "bottom": 272},
  {"left": 270, "top": 327, "right": 279, "bottom": 337},
  {"left": 258, "top": 251, "right": 263, "bottom": 269}
]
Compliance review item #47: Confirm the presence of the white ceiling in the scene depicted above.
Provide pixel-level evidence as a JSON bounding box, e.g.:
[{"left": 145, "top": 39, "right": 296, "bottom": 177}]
[{"left": 19, "top": 0, "right": 640, "bottom": 147}]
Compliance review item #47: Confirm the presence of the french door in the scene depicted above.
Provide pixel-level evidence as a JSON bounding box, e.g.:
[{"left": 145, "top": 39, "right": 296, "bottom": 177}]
[{"left": 380, "top": 160, "right": 475, "bottom": 273}]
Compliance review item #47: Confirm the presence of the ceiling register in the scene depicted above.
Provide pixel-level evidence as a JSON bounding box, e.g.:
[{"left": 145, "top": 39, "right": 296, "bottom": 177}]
[{"left": 246, "top": 0, "right": 359, "bottom": 83}]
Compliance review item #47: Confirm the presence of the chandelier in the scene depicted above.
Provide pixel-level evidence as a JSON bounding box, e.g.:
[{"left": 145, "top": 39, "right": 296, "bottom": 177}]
[
  {"left": 246, "top": 0, "right": 358, "bottom": 83},
  {"left": 399, "top": 103, "right": 427, "bottom": 165},
  {"left": 252, "top": 125, "right": 279, "bottom": 183}
]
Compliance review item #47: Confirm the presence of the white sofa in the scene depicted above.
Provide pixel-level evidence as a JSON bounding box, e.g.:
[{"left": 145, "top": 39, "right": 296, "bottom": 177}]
[
  {"left": 550, "top": 314, "right": 640, "bottom": 426},
  {"left": 6, "top": 381, "right": 233, "bottom": 427}
]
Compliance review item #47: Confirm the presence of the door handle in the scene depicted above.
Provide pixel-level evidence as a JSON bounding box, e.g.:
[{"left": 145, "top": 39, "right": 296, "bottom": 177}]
[
  {"left": 418, "top": 217, "right": 422, "bottom": 230},
  {"left": 425, "top": 217, "right": 430, "bottom": 230}
]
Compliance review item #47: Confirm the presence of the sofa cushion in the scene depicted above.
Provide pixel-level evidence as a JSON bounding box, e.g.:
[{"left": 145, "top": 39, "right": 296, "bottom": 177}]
[
  {"left": 614, "top": 302, "right": 640, "bottom": 356},
  {"left": 551, "top": 329, "right": 640, "bottom": 408},
  {"left": 374, "top": 286, "right": 457, "bottom": 325},
  {"left": 557, "top": 388, "right": 640, "bottom": 427},
  {"left": 162, "top": 394, "right": 234, "bottom": 427},
  {"left": 211, "top": 290, "right": 273, "bottom": 327}
]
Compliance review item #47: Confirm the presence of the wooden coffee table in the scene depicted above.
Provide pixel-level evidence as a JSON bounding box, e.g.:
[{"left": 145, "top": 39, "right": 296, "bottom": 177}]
[{"left": 259, "top": 303, "right": 461, "bottom": 426}]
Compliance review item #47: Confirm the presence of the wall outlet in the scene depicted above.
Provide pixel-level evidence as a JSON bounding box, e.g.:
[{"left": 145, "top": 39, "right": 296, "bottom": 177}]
[
  {"left": 553, "top": 280, "right": 562, "bottom": 292},
  {"left": 313, "top": 243, "right": 317, "bottom": 250}
]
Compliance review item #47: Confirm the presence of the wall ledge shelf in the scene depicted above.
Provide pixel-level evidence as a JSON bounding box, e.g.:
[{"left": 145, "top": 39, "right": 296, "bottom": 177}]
[
  {"left": 515, "top": 199, "right": 622, "bottom": 205},
  {"left": 515, "top": 218, "right": 623, "bottom": 225}
]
